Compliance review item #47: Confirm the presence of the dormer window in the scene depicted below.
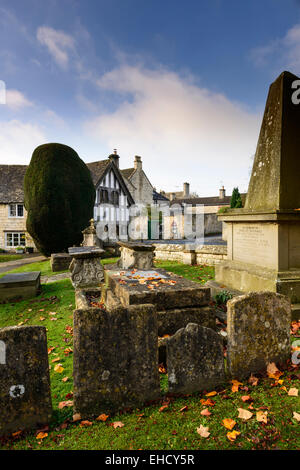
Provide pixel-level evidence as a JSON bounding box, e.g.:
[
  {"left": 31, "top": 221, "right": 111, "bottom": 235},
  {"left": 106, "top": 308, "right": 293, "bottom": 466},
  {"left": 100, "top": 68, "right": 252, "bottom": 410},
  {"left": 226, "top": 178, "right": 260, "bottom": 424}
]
[{"left": 9, "top": 204, "right": 24, "bottom": 218}]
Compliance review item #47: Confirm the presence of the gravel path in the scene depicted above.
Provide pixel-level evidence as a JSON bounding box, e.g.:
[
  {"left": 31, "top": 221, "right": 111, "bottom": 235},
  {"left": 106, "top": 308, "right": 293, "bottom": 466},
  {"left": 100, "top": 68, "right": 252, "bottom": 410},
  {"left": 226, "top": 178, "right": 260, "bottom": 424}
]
[{"left": 0, "top": 255, "right": 48, "bottom": 274}]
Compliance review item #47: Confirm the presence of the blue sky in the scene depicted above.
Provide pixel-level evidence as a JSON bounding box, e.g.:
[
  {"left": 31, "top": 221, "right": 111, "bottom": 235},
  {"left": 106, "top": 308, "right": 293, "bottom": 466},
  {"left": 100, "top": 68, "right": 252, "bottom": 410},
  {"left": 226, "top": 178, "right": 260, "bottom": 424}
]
[{"left": 1, "top": 0, "right": 300, "bottom": 195}]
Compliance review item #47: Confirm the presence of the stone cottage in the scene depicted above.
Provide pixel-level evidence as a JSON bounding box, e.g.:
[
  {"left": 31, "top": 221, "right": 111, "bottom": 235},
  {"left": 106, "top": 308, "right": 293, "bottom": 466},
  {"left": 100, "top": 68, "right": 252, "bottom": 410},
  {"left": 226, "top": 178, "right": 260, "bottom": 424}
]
[
  {"left": 163, "top": 187, "right": 246, "bottom": 239},
  {"left": 0, "top": 165, "right": 35, "bottom": 251}
]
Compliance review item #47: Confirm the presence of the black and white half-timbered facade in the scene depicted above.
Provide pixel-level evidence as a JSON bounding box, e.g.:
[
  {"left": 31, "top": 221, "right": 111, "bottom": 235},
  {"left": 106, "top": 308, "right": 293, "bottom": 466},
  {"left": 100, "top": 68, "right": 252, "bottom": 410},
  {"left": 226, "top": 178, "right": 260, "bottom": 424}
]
[{"left": 87, "top": 151, "right": 135, "bottom": 240}]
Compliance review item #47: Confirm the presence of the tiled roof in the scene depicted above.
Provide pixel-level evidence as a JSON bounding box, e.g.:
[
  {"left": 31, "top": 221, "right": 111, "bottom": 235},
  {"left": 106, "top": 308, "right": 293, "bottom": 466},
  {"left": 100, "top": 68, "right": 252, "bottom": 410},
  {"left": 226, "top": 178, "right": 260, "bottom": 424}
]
[
  {"left": 121, "top": 168, "right": 136, "bottom": 180},
  {"left": 0, "top": 165, "right": 28, "bottom": 203},
  {"left": 170, "top": 194, "right": 247, "bottom": 206},
  {"left": 153, "top": 189, "right": 169, "bottom": 202},
  {"left": 86, "top": 160, "right": 110, "bottom": 185}
]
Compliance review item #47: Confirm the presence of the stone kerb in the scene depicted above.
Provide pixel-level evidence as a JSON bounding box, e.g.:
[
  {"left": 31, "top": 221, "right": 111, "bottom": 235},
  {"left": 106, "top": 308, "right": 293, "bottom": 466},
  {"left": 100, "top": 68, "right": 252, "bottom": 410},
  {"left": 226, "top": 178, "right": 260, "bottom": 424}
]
[
  {"left": 0, "top": 325, "right": 52, "bottom": 436},
  {"left": 227, "top": 291, "right": 291, "bottom": 379}
]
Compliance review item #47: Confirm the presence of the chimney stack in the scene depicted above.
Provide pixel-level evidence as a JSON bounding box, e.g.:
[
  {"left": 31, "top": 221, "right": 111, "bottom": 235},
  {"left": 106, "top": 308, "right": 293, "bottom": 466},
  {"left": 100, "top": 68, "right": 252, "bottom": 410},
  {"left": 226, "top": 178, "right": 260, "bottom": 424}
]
[
  {"left": 134, "top": 155, "right": 142, "bottom": 171},
  {"left": 108, "top": 149, "right": 120, "bottom": 168},
  {"left": 219, "top": 186, "right": 226, "bottom": 199},
  {"left": 183, "top": 182, "right": 190, "bottom": 197}
]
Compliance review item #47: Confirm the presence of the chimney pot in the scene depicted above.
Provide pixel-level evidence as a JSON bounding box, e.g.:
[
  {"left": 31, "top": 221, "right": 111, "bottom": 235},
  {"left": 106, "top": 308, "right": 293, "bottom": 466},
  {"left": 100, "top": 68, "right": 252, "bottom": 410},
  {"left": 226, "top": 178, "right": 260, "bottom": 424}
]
[
  {"left": 219, "top": 186, "right": 226, "bottom": 199},
  {"left": 183, "top": 182, "right": 190, "bottom": 197},
  {"left": 134, "top": 155, "right": 142, "bottom": 170}
]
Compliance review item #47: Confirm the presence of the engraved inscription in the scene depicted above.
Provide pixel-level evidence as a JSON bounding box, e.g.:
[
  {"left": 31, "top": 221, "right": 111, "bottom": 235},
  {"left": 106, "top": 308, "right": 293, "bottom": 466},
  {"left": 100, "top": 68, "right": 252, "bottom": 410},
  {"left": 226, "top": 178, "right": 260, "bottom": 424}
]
[{"left": 232, "top": 224, "right": 276, "bottom": 268}]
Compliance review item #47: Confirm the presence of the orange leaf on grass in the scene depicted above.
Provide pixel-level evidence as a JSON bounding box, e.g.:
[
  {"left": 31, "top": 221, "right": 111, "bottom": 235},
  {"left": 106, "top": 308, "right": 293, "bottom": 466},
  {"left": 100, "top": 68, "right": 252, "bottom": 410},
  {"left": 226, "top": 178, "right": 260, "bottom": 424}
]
[
  {"left": 227, "top": 430, "right": 240, "bottom": 442},
  {"left": 179, "top": 406, "right": 188, "bottom": 413},
  {"left": 205, "top": 391, "right": 217, "bottom": 397},
  {"left": 112, "top": 421, "right": 124, "bottom": 429},
  {"left": 237, "top": 408, "right": 253, "bottom": 420},
  {"left": 196, "top": 425, "right": 210, "bottom": 438},
  {"left": 222, "top": 418, "right": 236, "bottom": 430},
  {"left": 231, "top": 380, "right": 243, "bottom": 393},
  {"left": 256, "top": 411, "right": 268, "bottom": 423},
  {"left": 58, "top": 400, "right": 73, "bottom": 409},
  {"left": 200, "top": 398, "right": 215, "bottom": 406},
  {"left": 80, "top": 420, "right": 93, "bottom": 427},
  {"left": 201, "top": 408, "right": 211, "bottom": 417},
  {"left": 159, "top": 404, "right": 169, "bottom": 412},
  {"left": 241, "top": 395, "right": 251, "bottom": 402},
  {"left": 248, "top": 375, "right": 259, "bottom": 386},
  {"left": 96, "top": 414, "right": 109, "bottom": 422},
  {"left": 267, "top": 362, "right": 283, "bottom": 380},
  {"left": 36, "top": 432, "right": 48, "bottom": 440}
]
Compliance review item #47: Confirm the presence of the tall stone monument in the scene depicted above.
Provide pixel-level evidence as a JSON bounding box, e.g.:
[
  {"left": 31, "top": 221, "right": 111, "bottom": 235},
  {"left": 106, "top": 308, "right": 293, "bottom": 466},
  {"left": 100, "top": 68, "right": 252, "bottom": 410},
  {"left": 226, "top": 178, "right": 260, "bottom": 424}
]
[{"left": 216, "top": 71, "right": 300, "bottom": 304}]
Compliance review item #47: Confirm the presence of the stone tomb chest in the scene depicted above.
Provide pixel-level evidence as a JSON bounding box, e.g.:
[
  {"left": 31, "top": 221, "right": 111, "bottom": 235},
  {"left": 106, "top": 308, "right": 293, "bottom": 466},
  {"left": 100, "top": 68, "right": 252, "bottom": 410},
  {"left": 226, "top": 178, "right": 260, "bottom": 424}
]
[
  {"left": 0, "top": 271, "right": 41, "bottom": 302},
  {"left": 105, "top": 268, "right": 215, "bottom": 335}
]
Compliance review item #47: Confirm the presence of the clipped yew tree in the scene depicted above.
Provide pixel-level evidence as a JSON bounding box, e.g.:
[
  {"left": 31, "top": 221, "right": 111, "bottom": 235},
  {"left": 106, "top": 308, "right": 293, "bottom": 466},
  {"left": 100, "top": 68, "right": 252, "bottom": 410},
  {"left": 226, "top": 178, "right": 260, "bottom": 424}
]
[{"left": 24, "top": 143, "right": 96, "bottom": 256}]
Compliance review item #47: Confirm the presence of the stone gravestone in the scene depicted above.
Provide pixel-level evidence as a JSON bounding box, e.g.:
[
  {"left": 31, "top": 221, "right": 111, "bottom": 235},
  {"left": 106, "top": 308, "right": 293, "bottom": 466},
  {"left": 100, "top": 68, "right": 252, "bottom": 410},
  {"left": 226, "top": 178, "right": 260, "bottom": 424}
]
[
  {"left": 167, "top": 323, "right": 225, "bottom": 394},
  {"left": 0, "top": 325, "right": 52, "bottom": 436},
  {"left": 68, "top": 246, "right": 104, "bottom": 289},
  {"left": 73, "top": 303, "right": 160, "bottom": 418},
  {"left": 216, "top": 71, "right": 300, "bottom": 305},
  {"left": 227, "top": 292, "right": 291, "bottom": 379}
]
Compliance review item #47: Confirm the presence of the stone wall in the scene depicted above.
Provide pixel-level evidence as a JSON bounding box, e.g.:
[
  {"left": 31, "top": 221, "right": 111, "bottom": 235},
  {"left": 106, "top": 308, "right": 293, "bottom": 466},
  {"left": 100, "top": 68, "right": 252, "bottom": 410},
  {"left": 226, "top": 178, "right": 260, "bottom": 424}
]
[
  {"left": 154, "top": 244, "right": 227, "bottom": 266},
  {"left": 0, "top": 204, "right": 36, "bottom": 251}
]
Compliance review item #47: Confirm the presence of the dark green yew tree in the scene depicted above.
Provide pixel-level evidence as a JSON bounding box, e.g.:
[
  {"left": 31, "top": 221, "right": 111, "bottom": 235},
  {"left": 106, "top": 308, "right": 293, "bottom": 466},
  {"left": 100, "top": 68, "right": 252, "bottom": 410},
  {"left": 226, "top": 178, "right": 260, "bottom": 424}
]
[{"left": 24, "top": 143, "right": 95, "bottom": 256}]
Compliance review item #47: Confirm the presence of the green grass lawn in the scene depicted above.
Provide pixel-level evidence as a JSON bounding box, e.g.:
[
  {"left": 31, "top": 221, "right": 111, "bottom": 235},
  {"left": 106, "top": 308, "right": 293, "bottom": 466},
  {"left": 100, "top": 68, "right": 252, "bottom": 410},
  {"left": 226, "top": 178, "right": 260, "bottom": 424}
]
[
  {"left": 0, "top": 259, "right": 299, "bottom": 450},
  {"left": 0, "top": 254, "right": 24, "bottom": 263}
]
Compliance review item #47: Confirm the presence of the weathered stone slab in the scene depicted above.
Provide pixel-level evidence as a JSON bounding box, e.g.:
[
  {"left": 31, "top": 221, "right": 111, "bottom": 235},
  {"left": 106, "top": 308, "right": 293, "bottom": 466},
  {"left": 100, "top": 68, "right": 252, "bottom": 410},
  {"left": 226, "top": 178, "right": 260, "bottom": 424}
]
[
  {"left": 157, "top": 306, "right": 215, "bottom": 336},
  {"left": 227, "top": 292, "right": 291, "bottom": 379},
  {"left": 0, "top": 325, "right": 52, "bottom": 436},
  {"left": 106, "top": 268, "right": 210, "bottom": 309},
  {"left": 0, "top": 271, "right": 41, "bottom": 302},
  {"left": 50, "top": 253, "right": 71, "bottom": 272},
  {"left": 167, "top": 323, "right": 225, "bottom": 394},
  {"left": 73, "top": 303, "right": 160, "bottom": 418},
  {"left": 68, "top": 246, "right": 104, "bottom": 258},
  {"left": 104, "top": 289, "right": 215, "bottom": 336},
  {"left": 118, "top": 242, "right": 155, "bottom": 270}
]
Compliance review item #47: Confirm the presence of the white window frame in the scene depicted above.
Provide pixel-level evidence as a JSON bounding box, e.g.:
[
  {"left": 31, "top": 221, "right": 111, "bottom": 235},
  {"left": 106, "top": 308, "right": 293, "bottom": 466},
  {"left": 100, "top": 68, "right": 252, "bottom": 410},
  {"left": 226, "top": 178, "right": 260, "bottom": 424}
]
[
  {"left": 5, "top": 232, "right": 26, "bottom": 248},
  {"left": 8, "top": 204, "right": 24, "bottom": 218}
]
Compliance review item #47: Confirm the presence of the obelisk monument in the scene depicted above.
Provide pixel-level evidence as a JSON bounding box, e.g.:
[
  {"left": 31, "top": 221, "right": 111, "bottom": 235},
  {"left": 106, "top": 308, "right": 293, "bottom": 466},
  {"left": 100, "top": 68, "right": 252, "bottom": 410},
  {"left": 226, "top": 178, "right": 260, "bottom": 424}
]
[{"left": 215, "top": 71, "right": 300, "bottom": 304}]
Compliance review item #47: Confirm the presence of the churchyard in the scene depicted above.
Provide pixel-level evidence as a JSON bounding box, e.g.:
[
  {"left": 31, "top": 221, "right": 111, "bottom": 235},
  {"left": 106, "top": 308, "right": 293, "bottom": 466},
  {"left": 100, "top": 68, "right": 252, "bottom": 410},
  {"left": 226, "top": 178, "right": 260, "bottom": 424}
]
[
  {"left": 0, "top": 71, "right": 300, "bottom": 451},
  {"left": 0, "top": 254, "right": 299, "bottom": 450}
]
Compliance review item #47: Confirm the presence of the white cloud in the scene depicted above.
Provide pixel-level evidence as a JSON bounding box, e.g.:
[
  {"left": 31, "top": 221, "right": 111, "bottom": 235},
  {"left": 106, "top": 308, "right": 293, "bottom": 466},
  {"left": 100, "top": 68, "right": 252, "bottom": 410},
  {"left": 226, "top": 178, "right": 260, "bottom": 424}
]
[
  {"left": 5, "top": 89, "right": 33, "bottom": 110},
  {"left": 0, "top": 120, "right": 46, "bottom": 164},
  {"left": 37, "top": 26, "right": 75, "bottom": 69},
  {"left": 43, "top": 109, "right": 66, "bottom": 128},
  {"left": 85, "top": 65, "right": 260, "bottom": 195},
  {"left": 251, "top": 23, "right": 300, "bottom": 72}
]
